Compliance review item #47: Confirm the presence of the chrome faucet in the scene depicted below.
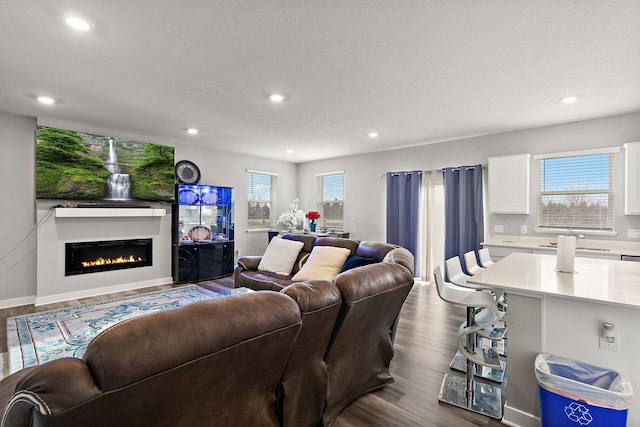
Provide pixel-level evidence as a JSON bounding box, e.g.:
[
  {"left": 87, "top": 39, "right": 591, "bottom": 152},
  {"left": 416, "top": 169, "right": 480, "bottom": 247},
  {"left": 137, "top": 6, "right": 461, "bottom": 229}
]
[{"left": 567, "top": 228, "right": 585, "bottom": 239}]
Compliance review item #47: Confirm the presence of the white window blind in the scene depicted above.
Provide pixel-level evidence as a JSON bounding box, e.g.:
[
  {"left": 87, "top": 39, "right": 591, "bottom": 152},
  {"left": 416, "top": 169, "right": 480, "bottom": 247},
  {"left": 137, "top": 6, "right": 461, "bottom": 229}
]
[
  {"left": 247, "top": 171, "right": 274, "bottom": 228},
  {"left": 317, "top": 172, "right": 344, "bottom": 229},
  {"left": 536, "top": 150, "right": 616, "bottom": 231}
]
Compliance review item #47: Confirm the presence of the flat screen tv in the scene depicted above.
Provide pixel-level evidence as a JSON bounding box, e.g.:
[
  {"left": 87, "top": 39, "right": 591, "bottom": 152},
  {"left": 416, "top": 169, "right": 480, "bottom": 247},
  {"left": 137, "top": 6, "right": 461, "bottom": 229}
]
[{"left": 36, "top": 126, "right": 175, "bottom": 203}]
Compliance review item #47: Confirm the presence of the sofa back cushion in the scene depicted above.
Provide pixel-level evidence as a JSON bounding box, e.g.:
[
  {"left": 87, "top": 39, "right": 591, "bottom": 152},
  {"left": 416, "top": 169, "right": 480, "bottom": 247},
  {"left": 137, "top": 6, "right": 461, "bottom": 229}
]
[
  {"left": 257, "top": 237, "right": 305, "bottom": 276},
  {"left": 84, "top": 292, "right": 301, "bottom": 391},
  {"left": 323, "top": 256, "right": 415, "bottom": 425},
  {"left": 314, "top": 237, "right": 360, "bottom": 256},
  {"left": 282, "top": 233, "right": 317, "bottom": 252}
]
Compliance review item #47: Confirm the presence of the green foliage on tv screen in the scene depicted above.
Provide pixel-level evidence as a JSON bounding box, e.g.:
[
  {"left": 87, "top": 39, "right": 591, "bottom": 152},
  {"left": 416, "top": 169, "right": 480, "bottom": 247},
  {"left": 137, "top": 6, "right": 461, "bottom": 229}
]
[
  {"left": 36, "top": 126, "right": 175, "bottom": 202},
  {"left": 36, "top": 128, "right": 111, "bottom": 199},
  {"left": 129, "top": 143, "right": 175, "bottom": 201}
]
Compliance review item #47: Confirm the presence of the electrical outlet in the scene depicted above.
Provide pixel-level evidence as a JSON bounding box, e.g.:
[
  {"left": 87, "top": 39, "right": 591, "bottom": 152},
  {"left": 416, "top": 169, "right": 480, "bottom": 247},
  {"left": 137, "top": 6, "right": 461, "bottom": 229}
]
[
  {"left": 494, "top": 225, "right": 504, "bottom": 233},
  {"left": 599, "top": 325, "right": 620, "bottom": 352},
  {"left": 521, "top": 225, "right": 527, "bottom": 234}
]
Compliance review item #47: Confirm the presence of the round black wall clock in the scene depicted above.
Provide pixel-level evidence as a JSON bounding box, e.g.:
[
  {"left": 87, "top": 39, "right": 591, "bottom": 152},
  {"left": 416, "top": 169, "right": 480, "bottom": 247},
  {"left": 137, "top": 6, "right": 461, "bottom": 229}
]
[{"left": 175, "top": 160, "right": 201, "bottom": 185}]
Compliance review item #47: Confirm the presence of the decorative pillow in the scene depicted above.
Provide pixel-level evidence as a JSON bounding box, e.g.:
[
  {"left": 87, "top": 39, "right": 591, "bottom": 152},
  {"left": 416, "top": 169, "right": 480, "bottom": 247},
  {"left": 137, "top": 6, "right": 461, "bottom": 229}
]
[
  {"left": 341, "top": 256, "right": 378, "bottom": 272},
  {"left": 258, "top": 237, "right": 305, "bottom": 276},
  {"left": 291, "top": 246, "right": 351, "bottom": 281}
]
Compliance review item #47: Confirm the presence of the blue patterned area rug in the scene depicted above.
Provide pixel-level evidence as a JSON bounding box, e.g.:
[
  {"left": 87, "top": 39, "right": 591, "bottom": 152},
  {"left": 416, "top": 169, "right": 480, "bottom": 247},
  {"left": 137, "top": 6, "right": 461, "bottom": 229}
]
[{"left": 7, "top": 285, "right": 248, "bottom": 374}]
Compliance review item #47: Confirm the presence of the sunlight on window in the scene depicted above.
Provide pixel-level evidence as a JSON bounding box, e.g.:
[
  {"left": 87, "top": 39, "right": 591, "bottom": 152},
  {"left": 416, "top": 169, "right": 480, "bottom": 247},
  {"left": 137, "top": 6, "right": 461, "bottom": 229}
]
[
  {"left": 537, "top": 152, "right": 614, "bottom": 231},
  {"left": 248, "top": 172, "right": 274, "bottom": 228},
  {"left": 318, "top": 173, "right": 344, "bottom": 229}
]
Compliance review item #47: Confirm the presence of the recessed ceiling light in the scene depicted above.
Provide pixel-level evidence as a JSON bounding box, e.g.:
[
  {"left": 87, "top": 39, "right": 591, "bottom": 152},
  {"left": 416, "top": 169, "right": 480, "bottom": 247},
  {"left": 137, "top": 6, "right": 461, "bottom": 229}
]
[
  {"left": 65, "top": 16, "right": 94, "bottom": 31},
  {"left": 285, "top": 149, "right": 293, "bottom": 154},
  {"left": 368, "top": 131, "right": 379, "bottom": 138},
  {"left": 269, "top": 93, "right": 285, "bottom": 103},
  {"left": 566, "top": 115, "right": 580, "bottom": 120},
  {"left": 37, "top": 96, "right": 56, "bottom": 105},
  {"left": 187, "top": 128, "right": 199, "bottom": 135},
  {"left": 561, "top": 95, "right": 579, "bottom": 104}
]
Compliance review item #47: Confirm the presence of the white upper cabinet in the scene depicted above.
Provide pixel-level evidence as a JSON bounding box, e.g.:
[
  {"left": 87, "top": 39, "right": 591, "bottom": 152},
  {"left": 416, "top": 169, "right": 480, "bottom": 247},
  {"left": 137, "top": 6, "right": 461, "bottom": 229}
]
[
  {"left": 624, "top": 142, "right": 640, "bottom": 215},
  {"left": 488, "top": 153, "right": 531, "bottom": 214}
]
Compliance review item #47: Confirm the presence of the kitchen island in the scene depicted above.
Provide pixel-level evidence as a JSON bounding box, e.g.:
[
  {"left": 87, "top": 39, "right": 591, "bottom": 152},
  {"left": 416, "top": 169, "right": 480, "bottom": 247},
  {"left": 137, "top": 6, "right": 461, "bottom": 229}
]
[{"left": 469, "top": 252, "right": 640, "bottom": 427}]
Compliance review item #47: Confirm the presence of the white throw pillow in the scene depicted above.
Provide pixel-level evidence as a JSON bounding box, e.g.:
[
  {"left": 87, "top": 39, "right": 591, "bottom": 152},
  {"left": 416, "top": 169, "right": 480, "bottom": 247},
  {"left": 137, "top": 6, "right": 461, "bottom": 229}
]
[
  {"left": 258, "top": 237, "right": 305, "bottom": 276},
  {"left": 291, "top": 246, "right": 351, "bottom": 281}
]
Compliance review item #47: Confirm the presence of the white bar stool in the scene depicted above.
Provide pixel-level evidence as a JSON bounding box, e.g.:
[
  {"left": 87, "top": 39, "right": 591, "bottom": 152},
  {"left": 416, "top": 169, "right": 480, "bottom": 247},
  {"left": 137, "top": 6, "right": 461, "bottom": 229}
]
[
  {"left": 478, "top": 248, "right": 495, "bottom": 267},
  {"left": 433, "top": 266, "right": 504, "bottom": 419},
  {"left": 464, "top": 251, "right": 484, "bottom": 275},
  {"left": 445, "top": 256, "right": 507, "bottom": 382}
]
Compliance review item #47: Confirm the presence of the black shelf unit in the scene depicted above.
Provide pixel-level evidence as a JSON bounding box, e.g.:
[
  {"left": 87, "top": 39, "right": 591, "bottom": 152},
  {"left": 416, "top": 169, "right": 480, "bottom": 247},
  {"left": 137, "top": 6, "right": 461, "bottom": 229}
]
[{"left": 172, "top": 184, "right": 234, "bottom": 283}]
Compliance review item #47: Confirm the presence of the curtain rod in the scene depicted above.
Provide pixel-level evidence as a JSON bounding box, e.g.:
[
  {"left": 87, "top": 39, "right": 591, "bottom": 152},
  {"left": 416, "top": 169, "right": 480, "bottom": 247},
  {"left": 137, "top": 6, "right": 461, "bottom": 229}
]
[
  {"left": 429, "top": 165, "right": 487, "bottom": 173},
  {"left": 385, "top": 171, "right": 423, "bottom": 177},
  {"left": 382, "top": 165, "right": 486, "bottom": 178}
]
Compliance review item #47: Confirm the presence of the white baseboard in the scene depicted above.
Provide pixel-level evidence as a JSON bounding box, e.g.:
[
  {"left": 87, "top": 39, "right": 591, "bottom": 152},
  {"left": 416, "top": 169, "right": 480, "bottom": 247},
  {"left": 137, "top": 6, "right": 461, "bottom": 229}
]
[
  {"left": 34, "top": 277, "right": 174, "bottom": 306},
  {"left": 0, "top": 295, "right": 37, "bottom": 309},
  {"left": 502, "top": 403, "right": 541, "bottom": 427}
]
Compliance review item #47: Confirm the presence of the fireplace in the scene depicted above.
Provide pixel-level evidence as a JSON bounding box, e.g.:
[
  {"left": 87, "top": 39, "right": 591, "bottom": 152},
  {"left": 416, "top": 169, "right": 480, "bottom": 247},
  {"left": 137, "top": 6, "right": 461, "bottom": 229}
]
[{"left": 65, "top": 239, "right": 152, "bottom": 276}]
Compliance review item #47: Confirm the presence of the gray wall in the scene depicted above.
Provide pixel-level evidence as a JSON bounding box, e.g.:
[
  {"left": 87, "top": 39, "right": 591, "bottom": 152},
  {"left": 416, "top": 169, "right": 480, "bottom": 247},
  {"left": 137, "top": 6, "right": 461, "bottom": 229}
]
[
  {"left": 0, "top": 112, "right": 37, "bottom": 305},
  {"left": 297, "top": 111, "right": 640, "bottom": 242}
]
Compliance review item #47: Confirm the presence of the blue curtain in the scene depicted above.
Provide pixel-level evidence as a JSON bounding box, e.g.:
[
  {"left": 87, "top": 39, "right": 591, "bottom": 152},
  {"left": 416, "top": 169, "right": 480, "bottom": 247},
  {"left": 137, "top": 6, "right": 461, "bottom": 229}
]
[
  {"left": 386, "top": 171, "right": 421, "bottom": 276},
  {"left": 443, "top": 165, "right": 484, "bottom": 274}
]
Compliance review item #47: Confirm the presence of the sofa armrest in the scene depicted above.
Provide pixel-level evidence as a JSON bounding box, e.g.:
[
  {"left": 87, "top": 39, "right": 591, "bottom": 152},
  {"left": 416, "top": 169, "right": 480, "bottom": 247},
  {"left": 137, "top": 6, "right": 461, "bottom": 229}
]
[
  {"left": 237, "top": 256, "right": 262, "bottom": 271},
  {"left": 0, "top": 358, "right": 100, "bottom": 427}
]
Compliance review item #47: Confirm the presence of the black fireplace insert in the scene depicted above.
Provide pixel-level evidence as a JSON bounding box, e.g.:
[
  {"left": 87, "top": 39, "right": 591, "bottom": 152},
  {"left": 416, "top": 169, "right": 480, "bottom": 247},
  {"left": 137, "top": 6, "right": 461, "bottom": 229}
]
[{"left": 65, "top": 238, "right": 152, "bottom": 276}]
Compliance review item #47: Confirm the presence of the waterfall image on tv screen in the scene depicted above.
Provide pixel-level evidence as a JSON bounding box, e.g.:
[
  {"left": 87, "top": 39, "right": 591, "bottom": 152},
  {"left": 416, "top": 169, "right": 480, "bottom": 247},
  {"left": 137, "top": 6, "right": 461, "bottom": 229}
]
[{"left": 36, "top": 126, "right": 175, "bottom": 203}]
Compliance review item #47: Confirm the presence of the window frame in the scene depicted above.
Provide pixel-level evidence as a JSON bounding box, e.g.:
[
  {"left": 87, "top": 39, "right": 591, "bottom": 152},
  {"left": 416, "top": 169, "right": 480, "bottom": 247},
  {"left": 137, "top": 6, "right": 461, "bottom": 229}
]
[
  {"left": 316, "top": 171, "right": 345, "bottom": 230},
  {"left": 247, "top": 169, "right": 277, "bottom": 230},
  {"left": 533, "top": 147, "right": 619, "bottom": 235}
]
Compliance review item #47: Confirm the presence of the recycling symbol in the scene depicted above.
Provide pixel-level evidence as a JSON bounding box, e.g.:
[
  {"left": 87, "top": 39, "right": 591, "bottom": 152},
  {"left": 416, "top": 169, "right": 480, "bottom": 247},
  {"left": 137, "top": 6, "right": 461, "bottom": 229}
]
[{"left": 565, "top": 402, "right": 593, "bottom": 425}]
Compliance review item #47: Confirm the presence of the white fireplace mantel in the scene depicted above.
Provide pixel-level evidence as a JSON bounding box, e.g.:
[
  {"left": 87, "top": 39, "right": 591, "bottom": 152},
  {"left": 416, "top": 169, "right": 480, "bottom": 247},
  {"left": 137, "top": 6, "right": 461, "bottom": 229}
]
[
  {"left": 37, "top": 207, "right": 172, "bottom": 305},
  {"left": 54, "top": 208, "right": 166, "bottom": 218}
]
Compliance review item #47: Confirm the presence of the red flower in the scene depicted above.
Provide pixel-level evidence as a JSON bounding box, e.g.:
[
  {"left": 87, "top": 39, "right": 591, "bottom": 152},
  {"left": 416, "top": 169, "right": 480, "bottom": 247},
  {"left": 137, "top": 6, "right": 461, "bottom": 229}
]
[{"left": 305, "top": 210, "right": 321, "bottom": 220}]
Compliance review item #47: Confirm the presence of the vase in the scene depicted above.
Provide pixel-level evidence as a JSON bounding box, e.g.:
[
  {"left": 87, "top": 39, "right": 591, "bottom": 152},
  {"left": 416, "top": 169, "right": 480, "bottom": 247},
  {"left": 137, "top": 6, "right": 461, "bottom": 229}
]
[{"left": 310, "top": 221, "right": 316, "bottom": 232}]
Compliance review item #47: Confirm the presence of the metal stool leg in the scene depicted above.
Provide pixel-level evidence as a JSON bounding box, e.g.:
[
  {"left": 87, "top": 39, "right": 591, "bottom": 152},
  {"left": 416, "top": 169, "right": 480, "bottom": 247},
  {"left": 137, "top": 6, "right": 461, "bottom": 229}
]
[{"left": 438, "top": 306, "right": 504, "bottom": 419}]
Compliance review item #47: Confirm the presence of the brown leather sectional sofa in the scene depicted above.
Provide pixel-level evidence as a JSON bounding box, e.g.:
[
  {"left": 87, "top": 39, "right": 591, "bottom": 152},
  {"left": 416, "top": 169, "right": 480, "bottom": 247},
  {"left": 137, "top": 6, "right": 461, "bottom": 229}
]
[
  {"left": 235, "top": 234, "right": 415, "bottom": 426},
  {"left": 0, "top": 236, "right": 414, "bottom": 427},
  {"left": 0, "top": 291, "right": 302, "bottom": 427}
]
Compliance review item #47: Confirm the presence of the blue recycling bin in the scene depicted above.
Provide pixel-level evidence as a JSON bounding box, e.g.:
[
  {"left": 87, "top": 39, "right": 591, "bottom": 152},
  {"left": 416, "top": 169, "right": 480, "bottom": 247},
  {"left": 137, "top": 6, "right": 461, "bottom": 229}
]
[{"left": 534, "top": 353, "right": 633, "bottom": 427}]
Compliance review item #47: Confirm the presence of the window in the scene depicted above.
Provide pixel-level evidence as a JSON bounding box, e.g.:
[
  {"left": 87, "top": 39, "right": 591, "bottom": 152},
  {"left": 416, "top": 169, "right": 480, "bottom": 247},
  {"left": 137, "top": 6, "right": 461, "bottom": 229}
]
[
  {"left": 247, "top": 170, "right": 276, "bottom": 229},
  {"left": 535, "top": 148, "right": 618, "bottom": 232},
  {"left": 317, "top": 171, "right": 344, "bottom": 229}
]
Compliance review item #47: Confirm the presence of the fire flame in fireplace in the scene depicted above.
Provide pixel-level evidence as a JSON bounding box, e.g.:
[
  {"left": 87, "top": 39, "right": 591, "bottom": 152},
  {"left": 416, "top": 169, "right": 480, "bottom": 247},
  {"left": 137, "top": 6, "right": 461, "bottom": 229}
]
[{"left": 81, "top": 255, "right": 143, "bottom": 268}]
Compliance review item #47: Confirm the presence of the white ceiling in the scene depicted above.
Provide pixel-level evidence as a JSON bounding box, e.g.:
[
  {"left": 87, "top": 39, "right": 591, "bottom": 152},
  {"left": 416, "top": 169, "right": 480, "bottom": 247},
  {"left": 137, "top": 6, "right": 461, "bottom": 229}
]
[{"left": 1, "top": 1, "right": 639, "bottom": 163}]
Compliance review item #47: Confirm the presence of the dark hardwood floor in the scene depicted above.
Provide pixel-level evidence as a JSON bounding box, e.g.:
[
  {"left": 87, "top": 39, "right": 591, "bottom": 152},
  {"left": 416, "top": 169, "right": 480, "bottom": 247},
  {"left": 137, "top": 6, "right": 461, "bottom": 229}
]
[{"left": 0, "top": 278, "right": 506, "bottom": 426}]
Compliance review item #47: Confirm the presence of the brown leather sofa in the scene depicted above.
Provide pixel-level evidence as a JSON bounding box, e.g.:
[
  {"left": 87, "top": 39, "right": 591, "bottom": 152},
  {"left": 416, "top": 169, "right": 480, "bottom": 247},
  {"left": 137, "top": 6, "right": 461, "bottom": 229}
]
[
  {"left": 0, "top": 291, "right": 303, "bottom": 427},
  {"left": 0, "top": 239, "right": 414, "bottom": 427},
  {"left": 235, "top": 235, "right": 415, "bottom": 426},
  {"left": 234, "top": 234, "right": 399, "bottom": 291}
]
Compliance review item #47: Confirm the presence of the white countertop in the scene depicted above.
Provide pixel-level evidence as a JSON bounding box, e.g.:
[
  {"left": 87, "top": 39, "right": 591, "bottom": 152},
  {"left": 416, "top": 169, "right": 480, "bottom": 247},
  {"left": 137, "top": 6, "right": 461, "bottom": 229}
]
[
  {"left": 482, "top": 234, "right": 640, "bottom": 257},
  {"left": 469, "top": 252, "right": 640, "bottom": 309}
]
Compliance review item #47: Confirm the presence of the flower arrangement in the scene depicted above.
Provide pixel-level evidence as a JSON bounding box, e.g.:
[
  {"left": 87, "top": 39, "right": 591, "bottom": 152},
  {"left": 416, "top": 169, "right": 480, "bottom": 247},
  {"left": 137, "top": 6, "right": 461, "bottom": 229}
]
[
  {"left": 305, "top": 211, "right": 321, "bottom": 222},
  {"left": 277, "top": 198, "right": 305, "bottom": 230}
]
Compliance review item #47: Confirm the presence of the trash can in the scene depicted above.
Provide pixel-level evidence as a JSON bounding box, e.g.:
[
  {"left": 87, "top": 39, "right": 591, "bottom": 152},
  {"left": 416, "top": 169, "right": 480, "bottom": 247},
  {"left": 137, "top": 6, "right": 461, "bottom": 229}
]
[{"left": 534, "top": 353, "right": 633, "bottom": 427}]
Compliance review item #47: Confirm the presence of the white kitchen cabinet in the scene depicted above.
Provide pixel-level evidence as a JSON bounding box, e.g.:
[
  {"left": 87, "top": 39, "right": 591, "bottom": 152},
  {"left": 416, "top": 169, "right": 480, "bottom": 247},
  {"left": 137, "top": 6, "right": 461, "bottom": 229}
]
[
  {"left": 624, "top": 142, "right": 640, "bottom": 215},
  {"left": 488, "top": 153, "right": 531, "bottom": 214}
]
